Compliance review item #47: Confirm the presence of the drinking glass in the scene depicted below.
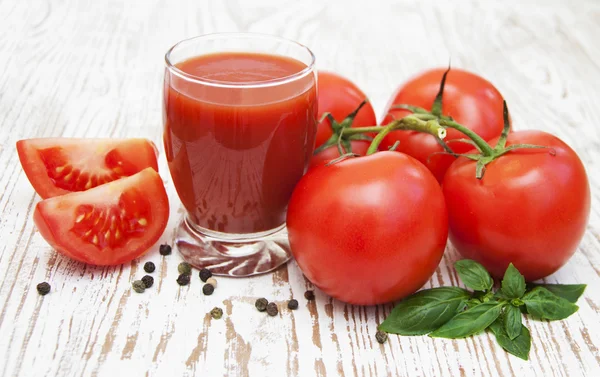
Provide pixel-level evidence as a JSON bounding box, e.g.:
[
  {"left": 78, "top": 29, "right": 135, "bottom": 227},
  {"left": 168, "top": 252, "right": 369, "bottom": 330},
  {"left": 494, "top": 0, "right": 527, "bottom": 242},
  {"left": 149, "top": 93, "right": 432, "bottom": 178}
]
[{"left": 163, "top": 33, "right": 317, "bottom": 276}]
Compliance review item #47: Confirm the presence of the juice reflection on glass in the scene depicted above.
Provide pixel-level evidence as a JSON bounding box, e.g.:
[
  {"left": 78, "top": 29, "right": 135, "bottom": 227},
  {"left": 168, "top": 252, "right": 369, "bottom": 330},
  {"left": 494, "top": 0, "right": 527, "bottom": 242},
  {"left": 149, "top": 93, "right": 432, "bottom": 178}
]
[{"left": 163, "top": 34, "right": 317, "bottom": 276}]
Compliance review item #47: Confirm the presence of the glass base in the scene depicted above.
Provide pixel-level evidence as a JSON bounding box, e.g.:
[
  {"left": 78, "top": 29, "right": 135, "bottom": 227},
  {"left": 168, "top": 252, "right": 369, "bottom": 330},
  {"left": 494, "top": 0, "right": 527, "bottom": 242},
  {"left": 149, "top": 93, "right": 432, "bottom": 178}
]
[{"left": 175, "top": 217, "right": 292, "bottom": 277}]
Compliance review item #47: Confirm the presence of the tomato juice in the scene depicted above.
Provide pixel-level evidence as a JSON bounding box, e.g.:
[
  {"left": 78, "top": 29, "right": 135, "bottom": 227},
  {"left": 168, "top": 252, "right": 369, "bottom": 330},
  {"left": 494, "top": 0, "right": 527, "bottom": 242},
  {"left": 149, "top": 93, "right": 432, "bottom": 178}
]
[{"left": 164, "top": 52, "right": 317, "bottom": 234}]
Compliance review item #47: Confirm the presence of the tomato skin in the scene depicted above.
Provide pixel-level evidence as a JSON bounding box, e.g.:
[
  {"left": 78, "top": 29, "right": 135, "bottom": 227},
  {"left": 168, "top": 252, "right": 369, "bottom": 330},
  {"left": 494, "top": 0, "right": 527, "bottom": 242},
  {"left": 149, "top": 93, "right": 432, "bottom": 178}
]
[
  {"left": 287, "top": 152, "right": 448, "bottom": 305},
  {"left": 17, "top": 138, "right": 159, "bottom": 198},
  {"left": 308, "top": 140, "right": 370, "bottom": 170},
  {"left": 443, "top": 131, "right": 590, "bottom": 281},
  {"left": 381, "top": 68, "right": 505, "bottom": 183},
  {"left": 315, "top": 71, "right": 377, "bottom": 148},
  {"left": 34, "top": 168, "right": 169, "bottom": 266}
]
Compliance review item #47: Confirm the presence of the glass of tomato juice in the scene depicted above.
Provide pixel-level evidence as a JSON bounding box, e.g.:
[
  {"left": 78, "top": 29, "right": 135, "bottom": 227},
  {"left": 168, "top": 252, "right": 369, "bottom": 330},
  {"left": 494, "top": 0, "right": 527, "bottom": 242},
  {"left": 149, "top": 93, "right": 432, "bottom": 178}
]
[{"left": 163, "top": 33, "right": 317, "bottom": 276}]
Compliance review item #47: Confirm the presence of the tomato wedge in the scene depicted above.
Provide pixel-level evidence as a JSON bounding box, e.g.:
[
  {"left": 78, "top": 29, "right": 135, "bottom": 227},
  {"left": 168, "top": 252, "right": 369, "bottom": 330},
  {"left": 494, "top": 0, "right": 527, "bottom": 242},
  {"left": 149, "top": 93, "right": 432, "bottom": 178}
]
[
  {"left": 17, "top": 138, "right": 159, "bottom": 198},
  {"left": 33, "top": 168, "right": 169, "bottom": 265}
]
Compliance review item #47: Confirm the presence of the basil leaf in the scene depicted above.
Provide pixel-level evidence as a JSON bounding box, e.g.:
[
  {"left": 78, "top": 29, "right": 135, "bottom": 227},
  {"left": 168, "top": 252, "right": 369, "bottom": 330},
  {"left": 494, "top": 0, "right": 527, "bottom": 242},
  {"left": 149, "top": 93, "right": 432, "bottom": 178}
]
[
  {"left": 527, "top": 284, "right": 586, "bottom": 303},
  {"left": 429, "top": 301, "right": 504, "bottom": 339},
  {"left": 501, "top": 263, "right": 526, "bottom": 299},
  {"left": 455, "top": 259, "right": 494, "bottom": 292},
  {"left": 379, "top": 287, "right": 470, "bottom": 335},
  {"left": 504, "top": 305, "right": 522, "bottom": 340},
  {"left": 522, "top": 287, "right": 579, "bottom": 320},
  {"left": 489, "top": 319, "right": 531, "bottom": 360}
]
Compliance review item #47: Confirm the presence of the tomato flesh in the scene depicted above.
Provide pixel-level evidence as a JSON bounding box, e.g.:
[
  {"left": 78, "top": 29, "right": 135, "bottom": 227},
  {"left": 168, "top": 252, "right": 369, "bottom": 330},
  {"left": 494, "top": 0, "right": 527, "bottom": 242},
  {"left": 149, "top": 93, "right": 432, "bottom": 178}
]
[
  {"left": 443, "top": 131, "right": 590, "bottom": 281},
  {"left": 34, "top": 168, "right": 169, "bottom": 265},
  {"left": 381, "top": 68, "right": 506, "bottom": 183},
  {"left": 17, "top": 138, "right": 158, "bottom": 198},
  {"left": 288, "top": 152, "right": 448, "bottom": 305}
]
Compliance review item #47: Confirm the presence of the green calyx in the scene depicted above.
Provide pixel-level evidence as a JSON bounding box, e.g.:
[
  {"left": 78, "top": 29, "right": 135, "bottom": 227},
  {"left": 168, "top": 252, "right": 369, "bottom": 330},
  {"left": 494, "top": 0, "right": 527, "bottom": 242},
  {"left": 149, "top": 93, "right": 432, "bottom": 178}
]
[
  {"left": 391, "top": 67, "right": 555, "bottom": 179},
  {"left": 314, "top": 100, "right": 375, "bottom": 156},
  {"left": 314, "top": 100, "right": 447, "bottom": 159},
  {"left": 440, "top": 101, "right": 554, "bottom": 179}
]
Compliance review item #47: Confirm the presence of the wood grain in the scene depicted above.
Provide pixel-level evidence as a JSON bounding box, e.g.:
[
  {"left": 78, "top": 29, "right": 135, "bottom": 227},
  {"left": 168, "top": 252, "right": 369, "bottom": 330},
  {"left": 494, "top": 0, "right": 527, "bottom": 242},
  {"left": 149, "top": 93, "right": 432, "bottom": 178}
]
[{"left": 1, "top": 0, "right": 599, "bottom": 376}]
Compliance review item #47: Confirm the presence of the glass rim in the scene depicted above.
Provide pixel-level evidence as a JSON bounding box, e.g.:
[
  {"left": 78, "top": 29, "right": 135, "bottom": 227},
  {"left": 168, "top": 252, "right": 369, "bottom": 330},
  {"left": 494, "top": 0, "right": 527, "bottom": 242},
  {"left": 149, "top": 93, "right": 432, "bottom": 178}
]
[{"left": 164, "top": 32, "right": 316, "bottom": 89}]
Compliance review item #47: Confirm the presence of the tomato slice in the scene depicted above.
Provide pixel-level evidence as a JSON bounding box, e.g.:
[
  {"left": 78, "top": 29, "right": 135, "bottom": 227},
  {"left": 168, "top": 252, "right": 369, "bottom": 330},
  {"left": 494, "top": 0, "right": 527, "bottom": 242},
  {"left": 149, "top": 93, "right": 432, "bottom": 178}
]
[
  {"left": 33, "top": 168, "right": 169, "bottom": 265},
  {"left": 17, "top": 138, "right": 159, "bottom": 198}
]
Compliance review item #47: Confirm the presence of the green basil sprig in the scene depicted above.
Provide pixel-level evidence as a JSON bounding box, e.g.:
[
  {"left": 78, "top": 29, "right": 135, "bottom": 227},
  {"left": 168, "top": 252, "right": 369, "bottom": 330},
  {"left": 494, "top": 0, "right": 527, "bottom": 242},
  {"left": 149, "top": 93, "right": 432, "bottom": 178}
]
[{"left": 379, "top": 260, "right": 585, "bottom": 361}]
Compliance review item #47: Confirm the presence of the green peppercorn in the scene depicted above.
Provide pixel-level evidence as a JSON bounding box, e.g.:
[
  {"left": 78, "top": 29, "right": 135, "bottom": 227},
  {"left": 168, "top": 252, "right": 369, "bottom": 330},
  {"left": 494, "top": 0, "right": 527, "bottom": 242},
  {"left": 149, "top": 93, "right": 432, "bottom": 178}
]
[
  {"left": 304, "top": 290, "right": 315, "bottom": 300},
  {"left": 141, "top": 275, "right": 154, "bottom": 288},
  {"left": 143, "top": 261, "right": 155, "bottom": 273},
  {"left": 202, "top": 283, "right": 214, "bottom": 295},
  {"left": 199, "top": 268, "right": 212, "bottom": 282},
  {"left": 375, "top": 331, "right": 388, "bottom": 344},
  {"left": 132, "top": 280, "right": 146, "bottom": 293},
  {"left": 159, "top": 244, "right": 172, "bottom": 255},
  {"left": 36, "top": 282, "right": 51, "bottom": 296},
  {"left": 210, "top": 307, "right": 223, "bottom": 320},
  {"left": 267, "top": 302, "right": 278, "bottom": 316},
  {"left": 178, "top": 262, "right": 192, "bottom": 275},
  {"left": 287, "top": 299, "right": 299, "bottom": 310},
  {"left": 176, "top": 274, "right": 190, "bottom": 286},
  {"left": 255, "top": 298, "right": 268, "bottom": 312}
]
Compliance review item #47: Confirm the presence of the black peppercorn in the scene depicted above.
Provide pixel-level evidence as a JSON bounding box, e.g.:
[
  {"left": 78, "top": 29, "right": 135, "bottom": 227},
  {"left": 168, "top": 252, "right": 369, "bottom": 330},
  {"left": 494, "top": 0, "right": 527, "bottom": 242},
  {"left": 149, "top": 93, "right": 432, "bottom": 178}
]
[
  {"left": 143, "top": 261, "right": 156, "bottom": 273},
  {"left": 210, "top": 307, "right": 223, "bottom": 320},
  {"left": 176, "top": 273, "right": 190, "bottom": 286},
  {"left": 199, "top": 268, "right": 212, "bottom": 282},
  {"left": 375, "top": 331, "right": 388, "bottom": 344},
  {"left": 36, "top": 282, "right": 51, "bottom": 296},
  {"left": 255, "top": 298, "right": 268, "bottom": 312},
  {"left": 178, "top": 262, "right": 192, "bottom": 275},
  {"left": 159, "top": 244, "right": 172, "bottom": 255},
  {"left": 304, "top": 290, "right": 315, "bottom": 300},
  {"left": 267, "top": 302, "right": 278, "bottom": 316},
  {"left": 132, "top": 280, "right": 146, "bottom": 293},
  {"left": 202, "top": 283, "right": 214, "bottom": 295},
  {"left": 141, "top": 275, "right": 154, "bottom": 288},
  {"left": 287, "top": 299, "right": 299, "bottom": 310}
]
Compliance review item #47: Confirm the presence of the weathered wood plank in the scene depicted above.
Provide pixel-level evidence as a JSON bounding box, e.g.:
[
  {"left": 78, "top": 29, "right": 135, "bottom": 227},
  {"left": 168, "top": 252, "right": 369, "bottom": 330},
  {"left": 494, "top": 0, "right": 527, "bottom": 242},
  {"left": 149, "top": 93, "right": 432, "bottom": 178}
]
[{"left": 1, "top": 0, "right": 599, "bottom": 376}]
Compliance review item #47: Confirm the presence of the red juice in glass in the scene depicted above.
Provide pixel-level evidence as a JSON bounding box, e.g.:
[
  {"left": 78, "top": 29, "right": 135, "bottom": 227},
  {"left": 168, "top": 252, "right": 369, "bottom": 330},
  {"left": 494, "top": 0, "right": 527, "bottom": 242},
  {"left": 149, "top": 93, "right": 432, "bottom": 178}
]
[{"left": 163, "top": 34, "right": 317, "bottom": 276}]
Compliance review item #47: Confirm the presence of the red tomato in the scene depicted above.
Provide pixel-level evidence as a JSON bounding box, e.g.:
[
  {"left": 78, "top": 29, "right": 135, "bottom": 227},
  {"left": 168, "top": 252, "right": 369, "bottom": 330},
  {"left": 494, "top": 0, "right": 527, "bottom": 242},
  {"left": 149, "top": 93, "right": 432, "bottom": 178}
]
[
  {"left": 315, "top": 71, "right": 377, "bottom": 148},
  {"left": 381, "top": 68, "right": 505, "bottom": 183},
  {"left": 443, "top": 131, "right": 590, "bottom": 281},
  {"left": 34, "top": 168, "right": 170, "bottom": 265},
  {"left": 308, "top": 140, "right": 370, "bottom": 170},
  {"left": 17, "top": 138, "right": 159, "bottom": 198},
  {"left": 287, "top": 152, "right": 448, "bottom": 305}
]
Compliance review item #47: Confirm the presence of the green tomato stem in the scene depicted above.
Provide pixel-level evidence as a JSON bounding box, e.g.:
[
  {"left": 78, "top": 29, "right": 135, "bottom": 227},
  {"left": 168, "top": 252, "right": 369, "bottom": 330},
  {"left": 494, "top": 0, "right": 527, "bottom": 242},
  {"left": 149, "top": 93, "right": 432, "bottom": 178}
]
[
  {"left": 341, "top": 116, "right": 447, "bottom": 156},
  {"left": 341, "top": 126, "right": 386, "bottom": 135},
  {"left": 367, "top": 121, "right": 397, "bottom": 155},
  {"left": 439, "top": 119, "right": 495, "bottom": 156}
]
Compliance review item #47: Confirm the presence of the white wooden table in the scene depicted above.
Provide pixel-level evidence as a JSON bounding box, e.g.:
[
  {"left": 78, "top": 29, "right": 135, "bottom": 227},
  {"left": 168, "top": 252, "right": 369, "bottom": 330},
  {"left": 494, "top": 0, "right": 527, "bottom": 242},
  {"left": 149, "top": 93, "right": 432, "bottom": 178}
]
[{"left": 1, "top": 0, "right": 599, "bottom": 376}]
